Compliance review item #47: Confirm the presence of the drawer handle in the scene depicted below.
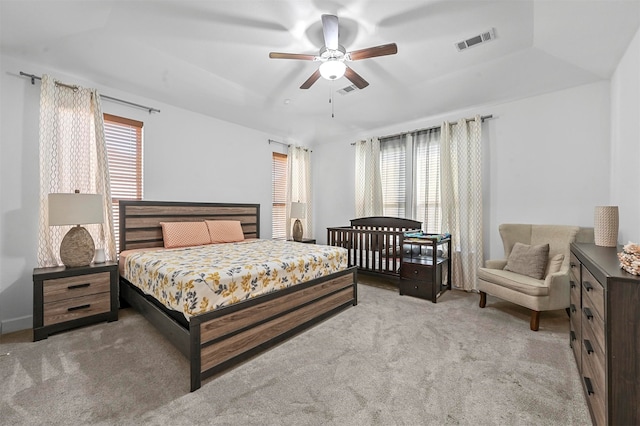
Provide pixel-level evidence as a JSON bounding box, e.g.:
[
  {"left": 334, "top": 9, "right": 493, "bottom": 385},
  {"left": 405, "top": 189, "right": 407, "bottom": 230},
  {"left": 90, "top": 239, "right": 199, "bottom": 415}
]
[
  {"left": 67, "top": 304, "right": 91, "bottom": 312},
  {"left": 68, "top": 283, "right": 91, "bottom": 290},
  {"left": 583, "top": 307, "right": 594, "bottom": 321},
  {"left": 570, "top": 330, "right": 576, "bottom": 342},
  {"left": 413, "top": 270, "right": 419, "bottom": 275},
  {"left": 583, "top": 377, "right": 595, "bottom": 396},
  {"left": 570, "top": 262, "right": 577, "bottom": 268},
  {"left": 584, "top": 339, "right": 594, "bottom": 354},
  {"left": 570, "top": 280, "right": 576, "bottom": 289},
  {"left": 570, "top": 304, "right": 577, "bottom": 313},
  {"left": 584, "top": 281, "right": 593, "bottom": 292}
]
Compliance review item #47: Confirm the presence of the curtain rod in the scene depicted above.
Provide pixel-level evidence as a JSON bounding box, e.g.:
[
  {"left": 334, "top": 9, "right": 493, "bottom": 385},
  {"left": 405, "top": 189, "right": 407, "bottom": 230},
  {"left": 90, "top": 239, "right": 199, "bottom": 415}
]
[
  {"left": 19, "top": 71, "right": 161, "bottom": 114},
  {"left": 350, "top": 114, "right": 493, "bottom": 145},
  {"left": 268, "top": 139, "right": 312, "bottom": 152}
]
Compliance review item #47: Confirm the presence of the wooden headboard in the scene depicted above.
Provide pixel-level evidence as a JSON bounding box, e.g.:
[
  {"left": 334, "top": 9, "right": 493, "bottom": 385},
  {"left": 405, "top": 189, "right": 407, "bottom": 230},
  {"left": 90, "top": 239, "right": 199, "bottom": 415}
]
[{"left": 119, "top": 200, "right": 260, "bottom": 252}]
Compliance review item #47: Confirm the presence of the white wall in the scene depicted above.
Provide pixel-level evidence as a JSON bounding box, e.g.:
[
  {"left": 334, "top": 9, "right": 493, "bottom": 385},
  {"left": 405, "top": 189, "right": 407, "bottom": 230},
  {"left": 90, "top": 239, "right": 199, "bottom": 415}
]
[
  {"left": 610, "top": 27, "right": 640, "bottom": 244},
  {"left": 0, "top": 55, "right": 287, "bottom": 333},
  {"left": 313, "top": 81, "right": 612, "bottom": 262}
]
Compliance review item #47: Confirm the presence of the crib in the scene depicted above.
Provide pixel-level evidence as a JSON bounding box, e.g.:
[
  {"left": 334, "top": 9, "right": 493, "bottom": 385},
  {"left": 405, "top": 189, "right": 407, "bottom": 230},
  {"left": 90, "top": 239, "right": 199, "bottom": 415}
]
[{"left": 326, "top": 216, "right": 422, "bottom": 277}]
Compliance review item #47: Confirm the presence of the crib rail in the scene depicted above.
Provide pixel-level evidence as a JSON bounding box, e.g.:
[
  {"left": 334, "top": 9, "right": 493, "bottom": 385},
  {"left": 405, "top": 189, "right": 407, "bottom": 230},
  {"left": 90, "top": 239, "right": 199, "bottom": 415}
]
[{"left": 327, "top": 225, "right": 419, "bottom": 275}]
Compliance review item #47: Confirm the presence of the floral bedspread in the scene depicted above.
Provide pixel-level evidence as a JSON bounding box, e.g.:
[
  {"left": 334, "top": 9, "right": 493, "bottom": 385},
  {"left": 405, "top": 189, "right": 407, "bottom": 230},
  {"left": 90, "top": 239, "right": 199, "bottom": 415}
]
[{"left": 123, "top": 239, "right": 348, "bottom": 321}]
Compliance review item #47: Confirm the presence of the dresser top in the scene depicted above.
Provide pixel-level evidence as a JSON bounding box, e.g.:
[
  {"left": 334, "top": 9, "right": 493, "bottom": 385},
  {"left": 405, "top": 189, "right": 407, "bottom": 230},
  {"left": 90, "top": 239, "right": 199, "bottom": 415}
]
[{"left": 571, "top": 242, "right": 640, "bottom": 284}]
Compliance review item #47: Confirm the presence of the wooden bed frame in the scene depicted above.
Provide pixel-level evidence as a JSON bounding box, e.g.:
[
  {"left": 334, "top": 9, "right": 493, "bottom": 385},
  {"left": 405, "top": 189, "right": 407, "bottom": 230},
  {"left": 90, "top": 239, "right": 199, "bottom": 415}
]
[
  {"left": 326, "top": 216, "right": 422, "bottom": 277},
  {"left": 118, "top": 200, "right": 358, "bottom": 391}
]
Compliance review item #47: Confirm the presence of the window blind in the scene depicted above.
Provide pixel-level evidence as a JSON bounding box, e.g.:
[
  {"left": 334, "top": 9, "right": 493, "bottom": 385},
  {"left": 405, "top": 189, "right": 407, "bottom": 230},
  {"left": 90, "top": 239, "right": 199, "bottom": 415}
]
[
  {"left": 272, "top": 152, "right": 288, "bottom": 239},
  {"left": 104, "top": 113, "right": 143, "bottom": 252},
  {"left": 380, "top": 137, "right": 406, "bottom": 217}
]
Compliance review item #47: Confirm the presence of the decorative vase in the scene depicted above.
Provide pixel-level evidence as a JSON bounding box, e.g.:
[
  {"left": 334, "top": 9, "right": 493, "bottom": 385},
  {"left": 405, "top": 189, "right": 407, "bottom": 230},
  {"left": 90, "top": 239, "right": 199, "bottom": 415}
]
[{"left": 594, "top": 206, "right": 619, "bottom": 247}]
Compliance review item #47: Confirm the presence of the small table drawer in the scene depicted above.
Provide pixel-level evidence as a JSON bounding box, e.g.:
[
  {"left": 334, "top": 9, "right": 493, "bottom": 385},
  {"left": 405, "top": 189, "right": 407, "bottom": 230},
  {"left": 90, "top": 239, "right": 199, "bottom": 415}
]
[
  {"left": 400, "top": 263, "right": 434, "bottom": 281},
  {"left": 582, "top": 267, "right": 604, "bottom": 321},
  {"left": 569, "top": 253, "right": 581, "bottom": 284},
  {"left": 43, "top": 271, "right": 111, "bottom": 303},
  {"left": 399, "top": 279, "right": 431, "bottom": 299},
  {"left": 43, "top": 292, "right": 111, "bottom": 326}
]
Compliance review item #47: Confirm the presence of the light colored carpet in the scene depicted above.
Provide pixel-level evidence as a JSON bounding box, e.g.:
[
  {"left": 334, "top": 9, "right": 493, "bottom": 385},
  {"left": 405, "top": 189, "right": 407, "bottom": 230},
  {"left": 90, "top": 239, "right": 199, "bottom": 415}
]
[{"left": 0, "top": 279, "right": 590, "bottom": 425}]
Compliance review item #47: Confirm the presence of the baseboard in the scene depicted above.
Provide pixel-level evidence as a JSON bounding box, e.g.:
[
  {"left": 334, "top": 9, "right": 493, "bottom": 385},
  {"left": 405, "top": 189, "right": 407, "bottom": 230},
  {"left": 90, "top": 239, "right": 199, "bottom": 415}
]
[{"left": 1, "top": 315, "right": 32, "bottom": 335}]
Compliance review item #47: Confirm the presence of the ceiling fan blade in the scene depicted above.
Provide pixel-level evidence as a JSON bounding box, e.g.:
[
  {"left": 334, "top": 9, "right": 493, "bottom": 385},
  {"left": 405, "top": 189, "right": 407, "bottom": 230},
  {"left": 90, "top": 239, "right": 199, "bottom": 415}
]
[
  {"left": 348, "top": 43, "right": 398, "bottom": 61},
  {"left": 300, "top": 69, "right": 322, "bottom": 89},
  {"left": 269, "top": 52, "right": 316, "bottom": 60},
  {"left": 344, "top": 66, "right": 369, "bottom": 89},
  {"left": 321, "top": 14, "right": 339, "bottom": 50}
]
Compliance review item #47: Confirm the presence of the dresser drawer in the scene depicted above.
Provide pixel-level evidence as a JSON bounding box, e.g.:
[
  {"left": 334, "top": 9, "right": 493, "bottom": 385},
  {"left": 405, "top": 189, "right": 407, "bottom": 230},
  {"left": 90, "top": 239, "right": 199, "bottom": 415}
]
[
  {"left": 581, "top": 321, "right": 606, "bottom": 387},
  {"left": 582, "top": 267, "right": 604, "bottom": 321},
  {"left": 570, "top": 316, "right": 582, "bottom": 368},
  {"left": 400, "top": 263, "right": 435, "bottom": 281},
  {"left": 582, "top": 290, "right": 605, "bottom": 354},
  {"left": 43, "top": 291, "right": 111, "bottom": 326},
  {"left": 569, "top": 252, "right": 580, "bottom": 285},
  {"left": 582, "top": 358, "right": 607, "bottom": 426},
  {"left": 43, "top": 271, "right": 111, "bottom": 303}
]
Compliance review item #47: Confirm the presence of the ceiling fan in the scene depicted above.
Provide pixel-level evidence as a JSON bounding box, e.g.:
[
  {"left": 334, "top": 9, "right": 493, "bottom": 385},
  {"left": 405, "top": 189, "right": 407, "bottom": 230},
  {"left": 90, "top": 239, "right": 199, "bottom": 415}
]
[{"left": 269, "top": 14, "right": 398, "bottom": 90}]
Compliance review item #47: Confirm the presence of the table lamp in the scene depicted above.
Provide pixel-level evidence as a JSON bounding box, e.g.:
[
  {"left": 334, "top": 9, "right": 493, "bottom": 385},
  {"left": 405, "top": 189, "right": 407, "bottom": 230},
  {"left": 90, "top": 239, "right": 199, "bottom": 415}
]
[
  {"left": 290, "top": 202, "right": 306, "bottom": 242},
  {"left": 48, "top": 191, "right": 104, "bottom": 267}
]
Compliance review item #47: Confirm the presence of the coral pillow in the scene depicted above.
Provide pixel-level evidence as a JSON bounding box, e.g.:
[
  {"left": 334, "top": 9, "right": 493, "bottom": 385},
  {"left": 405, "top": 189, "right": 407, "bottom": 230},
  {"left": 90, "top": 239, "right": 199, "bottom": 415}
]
[
  {"left": 160, "top": 221, "right": 211, "bottom": 248},
  {"left": 205, "top": 220, "right": 245, "bottom": 243}
]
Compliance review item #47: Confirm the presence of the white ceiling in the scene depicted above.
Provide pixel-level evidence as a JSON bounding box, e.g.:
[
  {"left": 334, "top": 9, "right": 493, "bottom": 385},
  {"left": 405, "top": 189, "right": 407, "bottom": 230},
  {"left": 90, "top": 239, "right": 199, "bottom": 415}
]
[{"left": 2, "top": 0, "right": 639, "bottom": 142}]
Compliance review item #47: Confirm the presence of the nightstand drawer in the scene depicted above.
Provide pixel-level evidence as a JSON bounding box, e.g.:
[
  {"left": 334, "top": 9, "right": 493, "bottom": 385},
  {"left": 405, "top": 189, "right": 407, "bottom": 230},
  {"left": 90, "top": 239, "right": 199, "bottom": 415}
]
[
  {"left": 43, "top": 271, "right": 111, "bottom": 303},
  {"left": 400, "top": 263, "right": 434, "bottom": 281},
  {"left": 43, "top": 292, "right": 111, "bottom": 326}
]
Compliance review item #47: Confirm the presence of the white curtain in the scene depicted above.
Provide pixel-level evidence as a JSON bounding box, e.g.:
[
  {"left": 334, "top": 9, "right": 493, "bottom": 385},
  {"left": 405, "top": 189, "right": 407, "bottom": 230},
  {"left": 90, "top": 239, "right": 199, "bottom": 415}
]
[
  {"left": 286, "top": 145, "right": 312, "bottom": 239},
  {"left": 354, "top": 137, "right": 383, "bottom": 217},
  {"left": 413, "top": 128, "right": 441, "bottom": 233},
  {"left": 441, "top": 116, "right": 483, "bottom": 291},
  {"left": 37, "top": 75, "right": 115, "bottom": 267}
]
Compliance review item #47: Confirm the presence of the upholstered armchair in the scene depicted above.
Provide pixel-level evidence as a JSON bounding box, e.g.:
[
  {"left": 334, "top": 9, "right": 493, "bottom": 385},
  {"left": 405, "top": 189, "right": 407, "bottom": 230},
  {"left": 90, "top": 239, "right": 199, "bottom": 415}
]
[{"left": 477, "top": 224, "right": 592, "bottom": 331}]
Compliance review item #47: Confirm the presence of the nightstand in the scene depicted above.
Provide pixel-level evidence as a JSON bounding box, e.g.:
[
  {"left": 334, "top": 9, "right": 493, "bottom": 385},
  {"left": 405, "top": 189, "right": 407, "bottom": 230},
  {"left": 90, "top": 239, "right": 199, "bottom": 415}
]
[
  {"left": 287, "top": 238, "right": 316, "bottom": 244},
  {"left": 33, "top": 262, "right": 118, "bottom": 341},
  {"left": 399, "top": 237, "right": 451, "bottom": 303}
]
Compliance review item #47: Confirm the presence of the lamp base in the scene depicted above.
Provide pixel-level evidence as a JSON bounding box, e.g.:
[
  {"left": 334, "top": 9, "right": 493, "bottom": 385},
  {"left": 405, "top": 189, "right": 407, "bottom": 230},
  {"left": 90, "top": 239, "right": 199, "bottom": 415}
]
[
  {"left": 60, "top": 226, "right": 95, "bottom": 267},
  {"left": 292, "top": 219, "right": 303, "bottom": 242}
]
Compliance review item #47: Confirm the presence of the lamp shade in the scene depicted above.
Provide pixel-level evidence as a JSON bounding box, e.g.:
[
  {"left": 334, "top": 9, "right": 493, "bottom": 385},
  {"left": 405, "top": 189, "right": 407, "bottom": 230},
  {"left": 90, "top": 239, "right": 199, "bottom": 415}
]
[
  {"left": 48, "top": 193, "right": 104, "bottom": 226},
  {"left": 290, "top": 202, "right": 306, "bottom": 219},
  {"left": 319, "top": 60, "right": 346, "bottom": 80}
]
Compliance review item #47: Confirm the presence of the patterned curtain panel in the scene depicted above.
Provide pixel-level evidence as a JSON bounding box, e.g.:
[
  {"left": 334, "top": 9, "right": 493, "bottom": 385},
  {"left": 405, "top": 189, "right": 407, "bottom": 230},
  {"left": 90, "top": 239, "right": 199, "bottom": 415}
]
[
  {"left": 286, "top": 145, "right": 312, "bottom": 239},
  {"left": 354, "top": 138, "right": 383, "bottom": 217},
  {"left": 441, "top": 116, "right": 483, "bottom": 291},
  {"left": 37, "top": 75, "right": 115, "bottom": 267}
]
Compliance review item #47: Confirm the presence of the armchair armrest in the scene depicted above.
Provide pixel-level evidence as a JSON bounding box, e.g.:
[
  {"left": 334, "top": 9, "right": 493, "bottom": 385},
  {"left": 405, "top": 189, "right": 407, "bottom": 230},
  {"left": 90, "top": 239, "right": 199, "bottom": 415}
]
[
  {"left": 485, "top": 259, "right": 507, "bottom": 270},
  {"left": 544, "top": 269, "right": 571, "bottom": 310}
]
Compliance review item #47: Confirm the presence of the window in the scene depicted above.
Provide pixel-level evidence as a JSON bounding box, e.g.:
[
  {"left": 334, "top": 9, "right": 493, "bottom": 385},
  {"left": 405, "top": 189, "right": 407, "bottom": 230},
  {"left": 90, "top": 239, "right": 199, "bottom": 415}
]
[
  {"left": 272, "top": 152, "right": 288, "bottom": 239},
  {"left": 104, "top": 113, "right": 143, "bottom": 251},
  {"left": 380, "top": 136, "right": 406, "bottom": 218},
  {"left": 379, "top": 128, "right": 441, "bottom": 232}
]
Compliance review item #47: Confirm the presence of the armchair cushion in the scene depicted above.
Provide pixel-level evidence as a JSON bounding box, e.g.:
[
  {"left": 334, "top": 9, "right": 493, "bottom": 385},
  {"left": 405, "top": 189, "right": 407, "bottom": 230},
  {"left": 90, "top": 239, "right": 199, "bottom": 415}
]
[
  {"left": 478, "top": 268, "right": 549, "bottom": 296},
  {"left": 503, "top": 242, "right": 549, "bottom": 279}
]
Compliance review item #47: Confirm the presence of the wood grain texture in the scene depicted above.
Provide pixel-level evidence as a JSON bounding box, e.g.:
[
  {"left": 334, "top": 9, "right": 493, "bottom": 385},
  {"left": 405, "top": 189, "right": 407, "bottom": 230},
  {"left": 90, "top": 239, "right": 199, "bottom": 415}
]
[
  {"left": 43, "top": 292, "right": 111, "bottom": 326},
  {"left": 43, "top": 272, "right": 110, "bottom": 303},
  {"left": 200, "top": 288, "right": 353, "bottom": 372}
]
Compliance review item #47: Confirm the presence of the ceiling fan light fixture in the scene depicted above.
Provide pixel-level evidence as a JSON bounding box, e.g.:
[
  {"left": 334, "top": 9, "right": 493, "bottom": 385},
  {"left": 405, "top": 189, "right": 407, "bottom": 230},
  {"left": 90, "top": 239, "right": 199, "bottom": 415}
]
[{"left": 319, "top": 60, "right": 346, "bottom": 81}]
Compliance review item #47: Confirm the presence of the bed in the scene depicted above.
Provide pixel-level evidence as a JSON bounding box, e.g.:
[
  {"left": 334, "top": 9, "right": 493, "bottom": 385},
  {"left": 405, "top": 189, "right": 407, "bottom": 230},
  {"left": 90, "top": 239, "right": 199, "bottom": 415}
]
[
  {"left": 326, "top": 216, "right": 422, "bottom": 277},
  {"left": 118, "top": 200, "right": 357, "bottom": 391}
]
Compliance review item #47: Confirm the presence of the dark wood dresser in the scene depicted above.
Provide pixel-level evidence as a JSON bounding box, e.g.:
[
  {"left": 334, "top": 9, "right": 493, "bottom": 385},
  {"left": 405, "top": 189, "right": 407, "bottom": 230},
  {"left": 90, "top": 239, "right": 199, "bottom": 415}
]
[{"left": 570, "top": 243, "right": 640, "bottom": 425}]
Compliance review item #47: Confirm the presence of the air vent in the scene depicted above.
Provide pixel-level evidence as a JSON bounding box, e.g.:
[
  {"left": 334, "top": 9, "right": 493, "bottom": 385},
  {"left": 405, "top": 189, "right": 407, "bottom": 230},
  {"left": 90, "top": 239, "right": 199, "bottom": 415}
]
[
  {"left": 338, "top": 84, "right": 359, "bottom": 95},
  {"left": 455, "top": 28, "right": 496, "bottom": 51}
]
